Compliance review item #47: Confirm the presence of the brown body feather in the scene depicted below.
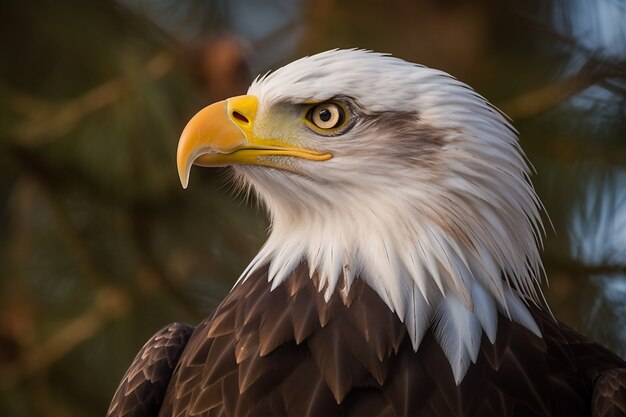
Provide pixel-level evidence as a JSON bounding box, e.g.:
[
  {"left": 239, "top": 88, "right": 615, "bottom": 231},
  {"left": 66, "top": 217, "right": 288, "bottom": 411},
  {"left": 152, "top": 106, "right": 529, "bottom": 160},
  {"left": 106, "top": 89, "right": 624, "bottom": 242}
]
[
  {"left": 109, "top": 264, "right": 626, "bottom": 417},
  {"left": 107, "top": 323, "right": 194, "bottom": 417}
]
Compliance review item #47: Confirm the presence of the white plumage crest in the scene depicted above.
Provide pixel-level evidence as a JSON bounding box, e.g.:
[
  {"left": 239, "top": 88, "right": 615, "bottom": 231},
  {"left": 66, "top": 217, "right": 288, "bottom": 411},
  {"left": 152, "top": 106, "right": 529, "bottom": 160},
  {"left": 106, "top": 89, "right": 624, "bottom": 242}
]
[{"left": 234, "top": 49, "right": 546, "bottom": 383}]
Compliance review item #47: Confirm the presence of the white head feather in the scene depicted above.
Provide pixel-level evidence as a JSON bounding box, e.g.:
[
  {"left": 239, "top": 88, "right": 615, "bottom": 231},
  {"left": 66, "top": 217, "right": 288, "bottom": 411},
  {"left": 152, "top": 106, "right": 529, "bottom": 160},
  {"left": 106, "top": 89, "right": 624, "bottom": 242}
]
[{"left": 232, "top": 49, "right": 546, "bottom": 383}]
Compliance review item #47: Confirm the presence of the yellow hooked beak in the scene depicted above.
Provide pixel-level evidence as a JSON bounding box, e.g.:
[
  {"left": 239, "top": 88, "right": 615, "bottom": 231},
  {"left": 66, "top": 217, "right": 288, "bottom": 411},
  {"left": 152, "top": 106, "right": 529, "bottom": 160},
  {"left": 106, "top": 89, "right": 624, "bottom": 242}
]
[{"left": 176, "top": 95, "right": 332, "bottom": 188}]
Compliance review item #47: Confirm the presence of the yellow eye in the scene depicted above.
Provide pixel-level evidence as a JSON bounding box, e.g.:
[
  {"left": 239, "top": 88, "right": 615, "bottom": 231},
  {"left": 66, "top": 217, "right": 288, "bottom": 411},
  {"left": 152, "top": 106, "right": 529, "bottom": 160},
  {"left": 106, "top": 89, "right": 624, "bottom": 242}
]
[{"left": 308, "top": 102, "right": 345, "bottom": 130}]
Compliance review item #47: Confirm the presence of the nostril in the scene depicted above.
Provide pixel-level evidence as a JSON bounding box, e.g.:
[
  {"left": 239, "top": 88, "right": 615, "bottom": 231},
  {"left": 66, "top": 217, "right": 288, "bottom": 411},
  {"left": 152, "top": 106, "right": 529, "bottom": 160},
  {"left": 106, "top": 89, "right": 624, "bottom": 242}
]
[{"left": 232, "top": 111, "right": 249, "bottom": 124}]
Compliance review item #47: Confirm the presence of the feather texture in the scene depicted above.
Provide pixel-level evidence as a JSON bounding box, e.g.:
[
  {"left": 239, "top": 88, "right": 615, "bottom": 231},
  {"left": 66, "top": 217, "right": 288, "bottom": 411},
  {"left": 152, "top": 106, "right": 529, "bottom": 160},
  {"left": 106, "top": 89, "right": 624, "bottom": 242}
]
[
  {"left": 107, "top": 323, "right": 194, "bottom": 417},
  {"left": 150, "top": 264, "right": 626, "bottom": 417}
]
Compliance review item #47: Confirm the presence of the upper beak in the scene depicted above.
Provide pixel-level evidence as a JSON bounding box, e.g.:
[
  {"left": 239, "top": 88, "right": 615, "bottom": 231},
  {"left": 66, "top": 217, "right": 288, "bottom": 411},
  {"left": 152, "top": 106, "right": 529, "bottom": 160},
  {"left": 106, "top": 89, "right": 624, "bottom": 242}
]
[{"left": 176, "top": 95, "right": 332, "bottom": 188}]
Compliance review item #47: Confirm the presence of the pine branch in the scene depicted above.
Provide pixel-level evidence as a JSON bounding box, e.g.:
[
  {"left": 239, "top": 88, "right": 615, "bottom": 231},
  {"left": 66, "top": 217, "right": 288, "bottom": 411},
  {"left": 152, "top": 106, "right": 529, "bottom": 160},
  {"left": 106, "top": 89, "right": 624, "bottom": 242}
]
[
  {"left": 0, "top": 287, "right": 130, "bottom": 390},
  {"left": 9, "top": 53, "right": 174, "bottom": 147}
]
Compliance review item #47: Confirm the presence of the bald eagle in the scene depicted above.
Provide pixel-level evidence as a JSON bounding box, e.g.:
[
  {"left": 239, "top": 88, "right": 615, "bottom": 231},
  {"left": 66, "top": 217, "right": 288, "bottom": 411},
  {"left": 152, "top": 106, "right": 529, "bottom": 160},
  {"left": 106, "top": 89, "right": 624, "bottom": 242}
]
[{"left": 107, "top": 49, "right": 626, "bottom": 417}]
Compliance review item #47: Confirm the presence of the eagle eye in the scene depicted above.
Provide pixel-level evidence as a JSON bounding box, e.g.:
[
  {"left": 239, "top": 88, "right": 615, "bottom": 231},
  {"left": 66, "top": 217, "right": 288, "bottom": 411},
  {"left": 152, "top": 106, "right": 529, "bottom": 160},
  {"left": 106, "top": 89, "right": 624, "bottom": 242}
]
[{"left": 307, "top": 102, "right": 346, "bottom": 131}]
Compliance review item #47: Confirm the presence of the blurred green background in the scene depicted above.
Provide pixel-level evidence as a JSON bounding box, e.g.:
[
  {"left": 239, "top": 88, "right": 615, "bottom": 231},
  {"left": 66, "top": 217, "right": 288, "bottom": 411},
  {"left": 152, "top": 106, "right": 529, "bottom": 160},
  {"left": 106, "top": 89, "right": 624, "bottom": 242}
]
[{"left": 1, "top": 0, "right": 625, "bottom": 415}]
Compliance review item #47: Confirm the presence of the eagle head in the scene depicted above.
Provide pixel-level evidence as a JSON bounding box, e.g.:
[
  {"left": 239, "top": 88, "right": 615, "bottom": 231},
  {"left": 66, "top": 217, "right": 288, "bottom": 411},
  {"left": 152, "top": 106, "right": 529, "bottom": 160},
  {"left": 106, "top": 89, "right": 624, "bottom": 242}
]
[{"left": 177, "top": 49, "right": 545, "bottom": 383}]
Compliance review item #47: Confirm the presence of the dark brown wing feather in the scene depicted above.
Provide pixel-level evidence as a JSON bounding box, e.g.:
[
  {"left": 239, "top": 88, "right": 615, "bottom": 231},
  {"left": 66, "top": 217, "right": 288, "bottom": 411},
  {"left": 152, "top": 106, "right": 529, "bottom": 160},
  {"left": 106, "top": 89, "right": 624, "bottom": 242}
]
[
  {"left": 156, "top": 263, "right": 626, "bottom": 417},
  {"left": 593, "top": 368, "right": 626, "bottom": 417},
  {"left": 107, "top": 322, "right": 194, "bottom": 417}
]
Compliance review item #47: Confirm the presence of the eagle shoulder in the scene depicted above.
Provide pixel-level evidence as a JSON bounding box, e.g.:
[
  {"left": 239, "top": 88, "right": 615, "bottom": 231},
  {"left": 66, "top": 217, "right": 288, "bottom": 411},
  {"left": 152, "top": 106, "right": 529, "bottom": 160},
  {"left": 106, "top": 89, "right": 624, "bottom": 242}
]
[
  {"left": 592, "top": 368, "right": 626, "bottom": 417},
  {"left": 107, "top": 322, "right": 195, "bottom": 417}
]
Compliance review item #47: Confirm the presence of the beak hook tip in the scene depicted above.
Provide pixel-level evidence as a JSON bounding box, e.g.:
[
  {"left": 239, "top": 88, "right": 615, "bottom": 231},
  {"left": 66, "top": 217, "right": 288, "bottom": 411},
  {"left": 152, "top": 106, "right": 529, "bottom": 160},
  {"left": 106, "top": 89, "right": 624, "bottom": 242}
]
[{"left": 178, "top": 164, "right": 190, "bottom": 190}]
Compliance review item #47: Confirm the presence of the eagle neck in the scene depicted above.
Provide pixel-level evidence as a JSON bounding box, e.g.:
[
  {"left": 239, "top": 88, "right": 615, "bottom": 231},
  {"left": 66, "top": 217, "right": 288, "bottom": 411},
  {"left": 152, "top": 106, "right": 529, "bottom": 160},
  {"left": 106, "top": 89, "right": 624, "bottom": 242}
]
[{"left": 237, "top": 198, "right": 543, "bottom": 384}]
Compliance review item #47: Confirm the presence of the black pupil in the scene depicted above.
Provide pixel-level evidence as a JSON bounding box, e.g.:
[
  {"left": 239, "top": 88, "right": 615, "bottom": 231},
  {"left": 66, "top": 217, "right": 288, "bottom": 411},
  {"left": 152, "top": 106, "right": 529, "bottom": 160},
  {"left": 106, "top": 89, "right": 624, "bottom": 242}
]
[{"left": 319, "top": 108, "right": 332, "bottom": 122}]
